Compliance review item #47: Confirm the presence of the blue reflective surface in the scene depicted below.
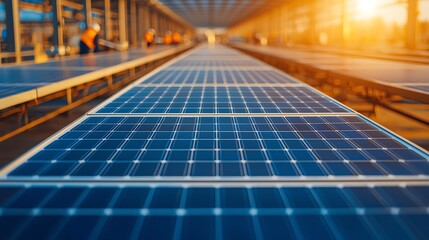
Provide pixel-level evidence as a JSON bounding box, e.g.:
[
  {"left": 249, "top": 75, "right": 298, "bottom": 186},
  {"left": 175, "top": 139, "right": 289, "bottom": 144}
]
[
  {"left": 0, "top": 185, "right": 428, "bottom": 239},
  {"left": 0, "top": 47, "right": 173, "bottom": 99},
  {"left": 95, "top": 86, "right": 349, "bottom": 114},
  {"left": 143, "top": 69, "right": 298, "bottom": 84},
  {"left": 2, "top": 45, "right": 428, "bottom": 239},
  {"left": 8, "top": 116, "right": 429, "bottom": 178}
]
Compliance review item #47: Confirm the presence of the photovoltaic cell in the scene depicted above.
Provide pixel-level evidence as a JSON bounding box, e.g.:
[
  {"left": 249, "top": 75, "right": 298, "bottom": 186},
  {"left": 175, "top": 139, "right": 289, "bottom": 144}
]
[
  {"left": 0, "top": 185, "right": 428, "bottom": 239},
  {"left": 142, "top": 69, "right": 299, "bottom": 84},
  {"left": 7, "top": 116, "right": 428, "bottom": 178},
  {"left": 93, "top": 86, "right": 350, "bottom": 114},
  {"left": 169, "top": 59, "right": 267, "bottom": 67}
]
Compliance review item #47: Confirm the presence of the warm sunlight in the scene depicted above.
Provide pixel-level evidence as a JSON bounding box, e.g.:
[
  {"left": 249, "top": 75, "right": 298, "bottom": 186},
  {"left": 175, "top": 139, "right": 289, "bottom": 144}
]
[
  {"left": 205, "top": 30, "right": 216, "bottom": 45},
  {"left": 356, "top": 0, "right": 378, "bottom": 19}
]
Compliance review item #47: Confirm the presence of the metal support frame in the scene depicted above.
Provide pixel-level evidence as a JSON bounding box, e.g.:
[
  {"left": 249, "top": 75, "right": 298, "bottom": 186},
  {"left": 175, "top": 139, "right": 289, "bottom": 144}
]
[
  {"left": 104, "top": 0, "right": 112, "bottom": 40},
  {"left": 83, "top": 0, "right": 92, "bottom": 29},
  {"left": 143, "top": 4, "right": 150, "bottom": 32},
  {"left": 4, "top": 0, "right": 21, "bottom": 63},
  {"left": 157, "top": 13, "right": 161, "bottom": 34},
  {"left": 406, "top": 0, "right": 419, "bottom": 49},
  {"left": 167, "top": 16, "right": 171, "bottom": 32},
  {"left": 118, "top": 0, "right": 128, "bottom": 46},
  {"left": 52, "top": 0, "right": 64, "bottom": 48},
  {"left": 130, "top": 0, "right": 138, "bottom": 47},
  {"left": 129, "top": 67, "right": 136, "bottom": 77},
  {"left": 165, "top": 17, "right": 169, "bottom": 32},
  {"left": 152, "top": 10, "right": 158, "bottom": 33},
  {"left": 169, "top": 19, "right": 173, "bottom": 32},
  {"left": 66, "top": 88, "right": 73, "bottom": 104},
  {"left": 106, "top": 76, "right": 113, "bottom": 87},
  {"left": 137, "top": 4, "right": 145, "bottom": 47},
  {"left": 169, "top": 18, "right": 174, "bottom": 33},
  {"left": 159, "top": 14, "right": 164, "bottom": 34},
  {"left": 147, "top": 5, "right": 152, "bottom": 29},
  {"left": 163, "top": 14, "right": 168, "bottom": 32}
]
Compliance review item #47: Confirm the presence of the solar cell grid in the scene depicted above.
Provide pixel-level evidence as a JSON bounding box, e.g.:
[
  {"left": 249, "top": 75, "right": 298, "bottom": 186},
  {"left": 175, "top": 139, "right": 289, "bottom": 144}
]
[
  {"left": 0, "top": 185, "right": 428, "bottom": 240},
  {"left": 7, "top": 116, "right": 428, "bottom": 178},
  {"left": 1, "top": 45, "right": 428, "bottom": 239},
  {"left": 93, "top": 86, "right": 349, "bottom": 114},
  {"left": 141, "top": 69, "right": 299, "bottom": 84},
  {"left": 171, "top": 59, "right": 259, "bottom": 63}
]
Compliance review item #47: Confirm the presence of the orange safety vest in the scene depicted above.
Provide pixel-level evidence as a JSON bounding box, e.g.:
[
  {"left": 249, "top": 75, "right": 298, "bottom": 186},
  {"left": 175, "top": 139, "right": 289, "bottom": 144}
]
[
  {"left": 164, "top": 34, "right": 172, "bottom": 45},
  {"left": 145, "top": 32, "right": 154, "bottom": 43},
  {"left": 80, "top": 28, "right": 98, "bottom": 49},
  {"left": 172, "top": 32, "right": 181, "bottom": 44}
]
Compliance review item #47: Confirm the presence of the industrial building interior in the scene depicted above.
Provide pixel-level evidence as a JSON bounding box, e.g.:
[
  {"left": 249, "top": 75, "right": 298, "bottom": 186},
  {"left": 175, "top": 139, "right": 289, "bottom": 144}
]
[{"left": 0, "top": 0, "right": 428, "bottom": 239}]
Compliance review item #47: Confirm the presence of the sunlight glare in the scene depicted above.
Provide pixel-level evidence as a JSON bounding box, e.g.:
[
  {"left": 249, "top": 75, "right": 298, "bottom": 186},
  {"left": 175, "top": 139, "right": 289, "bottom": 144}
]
[
  {"left": 357, "top": 0, "right": 378, "bottom": 19},
  {"left": 205, "top": 30, "right": 216, "bottom": 45}
]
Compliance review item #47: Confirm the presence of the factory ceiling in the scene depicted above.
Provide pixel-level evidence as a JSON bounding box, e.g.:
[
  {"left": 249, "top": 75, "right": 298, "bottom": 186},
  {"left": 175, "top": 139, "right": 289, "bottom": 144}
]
[
  {"left": 156, "top": 0, "right": 286, "bottom": 28},
  {"left": 15, "top": 0, "right": 286, "bottom": 29}
]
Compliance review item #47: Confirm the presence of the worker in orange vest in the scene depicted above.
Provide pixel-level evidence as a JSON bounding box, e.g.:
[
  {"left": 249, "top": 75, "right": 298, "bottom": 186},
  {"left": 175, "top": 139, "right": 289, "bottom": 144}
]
[
  {"left": 145, "top": 29, "right": 155, "bottom": 47},
  {"left": 164, "top": 31, "right": 172, "bottom": 45},
  {"left": 79, "top": 23, "right": 101, "bottom": 55},
  {"left": 172, "top": 32, "right": 181, "bottom": 45}
]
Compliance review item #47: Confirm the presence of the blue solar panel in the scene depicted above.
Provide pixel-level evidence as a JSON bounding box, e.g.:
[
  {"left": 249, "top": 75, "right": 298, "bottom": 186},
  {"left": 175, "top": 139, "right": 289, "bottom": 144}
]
[
  {"left": 1, "top": 45, "right": 428, "bottom": 239},
  {"left": 6, "top": 116, "right": 428, "bottom": 178},
  {"left": 0, "top": 185, "right": 428, "bottom": 239},
  {"left": 0, "top": 47, "right": 174, "bottom": 100},
  {"left": 0, "top": 69, "right": 92, "bottom": 84},
  {"left": 169, "top": 60, "right": 266, "bottom": 67},
  {"left": 93, "top": 86, "right": 350, "bottom": 114},
  {"left": 142, "top": 69, "right": 298, "bottom": 84},
  {"left": 0, "top": 70, "right": 90, "bottom": 99},
  {"left": 0, "top": 84, "right": 40, "bottom": 98}
]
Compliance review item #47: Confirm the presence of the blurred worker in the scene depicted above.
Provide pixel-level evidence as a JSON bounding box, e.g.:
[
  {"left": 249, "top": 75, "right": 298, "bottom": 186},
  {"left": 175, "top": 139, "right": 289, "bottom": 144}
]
[
  {"left": 1, "top": 29, "right": 7, "bottom": 42},
  {"left": 145, "top": 29, "right": 155, "bottom": 47},
  {"left": 164, "top": 31, "right": 172, "bottom": 45},
  {"left": 253, "top": 33, "right": 262, "bottom": 45},
  {"left": 172, "top": 32, "right": 181, "bottom": 45},
  {"left": 79, "top": 23, "right": 101, "bottom": 55}
]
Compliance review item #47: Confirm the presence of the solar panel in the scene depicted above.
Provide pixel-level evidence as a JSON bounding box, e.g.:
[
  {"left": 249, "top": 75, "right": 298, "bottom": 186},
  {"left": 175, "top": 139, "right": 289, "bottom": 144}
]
[
  {"left": 0, "top": 185, "right": 428, "bottom": 239},
  {"left": 0, "top": 69, "right": 92, "bottom": 84},
  {"left": 91, "top": 86, "right": 350, "bottom": 114},
  {"left": 6, "top": 115, "right": 428, "bottom": 178},
  {"left": 0, "top": 84, "right": 41, "bottom": 98},
  {"left": 169, "top": 60, "right": 267, "bottom": 67},
  {"left": 141, "top": 69, "right": 299, "bottom": 84},
  {"left": 1, "top": 45, "right": 428, "bottom": 238},
  {"left": 0, "top": 47, "right": 176, "bottom": 101}
]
